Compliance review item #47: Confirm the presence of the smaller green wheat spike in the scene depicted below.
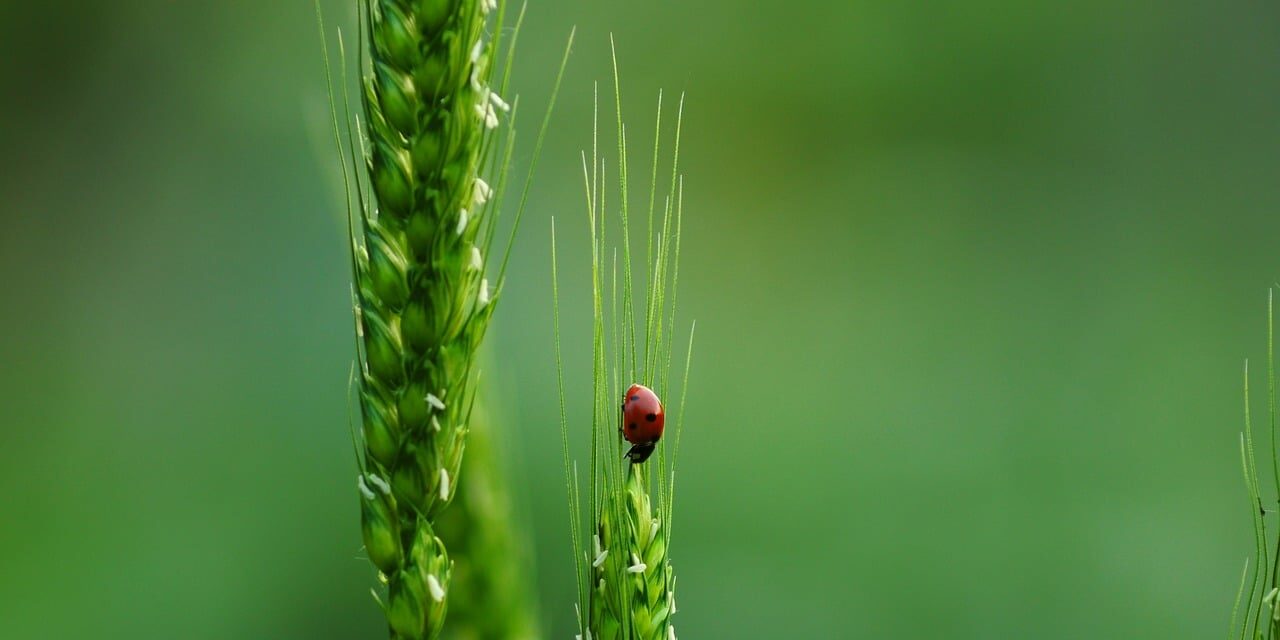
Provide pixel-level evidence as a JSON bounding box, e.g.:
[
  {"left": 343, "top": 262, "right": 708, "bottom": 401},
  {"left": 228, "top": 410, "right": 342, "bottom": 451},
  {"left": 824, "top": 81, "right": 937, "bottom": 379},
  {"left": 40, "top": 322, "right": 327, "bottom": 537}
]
[{"left": 555, "top": 41, "right": 694, "bottom": 640}]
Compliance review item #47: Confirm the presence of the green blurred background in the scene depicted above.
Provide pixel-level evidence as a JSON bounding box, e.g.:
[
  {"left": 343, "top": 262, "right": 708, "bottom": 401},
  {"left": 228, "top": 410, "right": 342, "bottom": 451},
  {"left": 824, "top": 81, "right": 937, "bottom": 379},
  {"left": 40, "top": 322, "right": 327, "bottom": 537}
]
[{"left": 3, "top": 1, "right": 1279, "bottom": 637}]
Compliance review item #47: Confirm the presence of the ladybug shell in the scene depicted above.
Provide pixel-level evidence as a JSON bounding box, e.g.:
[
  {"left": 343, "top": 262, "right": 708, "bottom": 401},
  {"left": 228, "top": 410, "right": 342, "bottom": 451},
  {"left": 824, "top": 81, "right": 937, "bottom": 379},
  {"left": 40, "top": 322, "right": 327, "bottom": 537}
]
[{"left": 622, "top": 383, "right": 665, "bottom": 445}]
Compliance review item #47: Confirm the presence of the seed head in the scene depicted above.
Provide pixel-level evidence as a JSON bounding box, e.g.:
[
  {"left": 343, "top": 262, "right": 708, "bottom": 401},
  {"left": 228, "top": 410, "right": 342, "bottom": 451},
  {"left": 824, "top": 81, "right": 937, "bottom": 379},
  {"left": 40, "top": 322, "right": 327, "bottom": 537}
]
[{"left": 347, "top": 0, "right": 524, "bottom": 634}]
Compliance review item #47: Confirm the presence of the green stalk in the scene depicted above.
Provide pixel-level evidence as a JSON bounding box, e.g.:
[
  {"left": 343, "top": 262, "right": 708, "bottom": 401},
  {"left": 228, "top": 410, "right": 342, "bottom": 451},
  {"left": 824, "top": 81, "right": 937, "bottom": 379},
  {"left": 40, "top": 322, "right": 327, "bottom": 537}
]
[
  {"left": 554, "top": 43, "right": 693, "bottom": 640},
  {"left": 436, "top": 411, "right": 541, "bottom": 640}
]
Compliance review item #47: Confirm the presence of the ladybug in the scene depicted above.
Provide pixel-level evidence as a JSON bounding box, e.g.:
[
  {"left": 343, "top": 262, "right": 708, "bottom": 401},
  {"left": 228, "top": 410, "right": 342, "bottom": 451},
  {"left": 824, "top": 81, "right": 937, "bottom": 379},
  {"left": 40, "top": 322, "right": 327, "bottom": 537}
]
[{"left": 621, "top": 383, "right": 665, "bottom": 463}]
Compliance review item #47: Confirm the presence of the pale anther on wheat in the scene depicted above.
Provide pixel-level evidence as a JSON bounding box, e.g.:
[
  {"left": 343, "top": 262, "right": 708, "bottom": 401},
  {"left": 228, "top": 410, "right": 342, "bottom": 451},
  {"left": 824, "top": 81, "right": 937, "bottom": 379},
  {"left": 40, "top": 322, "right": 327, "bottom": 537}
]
[
  {"left": 489, "top": 90, "right": 510, "bottom": 113},
  {"left": 426, "top": 393, "right": 446, "bottom": 411},
  {"left": 469, "top": 246, "right": 483, "bottom": 271},
  {"left": 431, "top": 416, "right": 442, "bottom": 432},
  {"left": 473, "top": 178, "right": 493, "bottom": 206},
  {"left": 366, "top": 473, "right": 391, "bottom": 495},
  {"left": 649, "top": 518, "right": 661, "bottom": 545},
  {"left": 456, "top": 208, "right": 469, "bottom": 235},
  {"left": 590, "top": 536, "right": 608, "bottom": 567},
  {"left": 476, "top": 101, "right": 499, "bottom": 129},
  {"left": 439, "top": 469, "right": 450, "bottom": 500},
  {"left": 478, "top": 279, "right": 491, "bottom": 308},
  {"left": 426, "top": 574, "right": 445, "bottom": 603},
  {"left": 627, "top": 553, "right": 647, "bottom": 574},
  {"left": 357, "top": 476, "right": 376, "bottom": 501}
]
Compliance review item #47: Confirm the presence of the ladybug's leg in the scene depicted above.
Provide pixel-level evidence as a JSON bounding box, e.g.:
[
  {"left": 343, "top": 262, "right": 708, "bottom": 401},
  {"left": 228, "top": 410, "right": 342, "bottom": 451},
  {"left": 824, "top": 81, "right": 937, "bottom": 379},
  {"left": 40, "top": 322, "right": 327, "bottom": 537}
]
[{"left": 625, "top": 442, "right": 656, "bottom": 464}]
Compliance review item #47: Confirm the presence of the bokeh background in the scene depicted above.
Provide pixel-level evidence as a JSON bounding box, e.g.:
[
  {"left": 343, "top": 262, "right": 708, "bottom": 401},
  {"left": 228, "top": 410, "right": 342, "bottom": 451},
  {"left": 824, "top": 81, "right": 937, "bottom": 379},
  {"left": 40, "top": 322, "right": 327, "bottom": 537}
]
[{"left": 3, "top": 1, "right": 1280, "bottom": 637}]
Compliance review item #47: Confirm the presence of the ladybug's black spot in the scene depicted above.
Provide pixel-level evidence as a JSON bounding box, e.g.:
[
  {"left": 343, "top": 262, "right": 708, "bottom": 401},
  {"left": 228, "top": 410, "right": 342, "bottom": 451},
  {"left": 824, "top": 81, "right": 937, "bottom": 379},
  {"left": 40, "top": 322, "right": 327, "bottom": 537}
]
[
  {"left": 645, "top": 413, "right": 657, "bottom": 422},
  {"left": 628, "top": 422, "right": 637, "bottom": 430},
  {"left": 630, "top": 395, "right": 639, "bottom": 401}
]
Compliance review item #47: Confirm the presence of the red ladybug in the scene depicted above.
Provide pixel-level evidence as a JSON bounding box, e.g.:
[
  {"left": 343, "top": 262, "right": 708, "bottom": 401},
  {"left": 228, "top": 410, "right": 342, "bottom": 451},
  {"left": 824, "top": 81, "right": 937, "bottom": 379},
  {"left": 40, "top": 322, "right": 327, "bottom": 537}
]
[{"left": 621, "top": 383, "right": 665, "bottom": 463}]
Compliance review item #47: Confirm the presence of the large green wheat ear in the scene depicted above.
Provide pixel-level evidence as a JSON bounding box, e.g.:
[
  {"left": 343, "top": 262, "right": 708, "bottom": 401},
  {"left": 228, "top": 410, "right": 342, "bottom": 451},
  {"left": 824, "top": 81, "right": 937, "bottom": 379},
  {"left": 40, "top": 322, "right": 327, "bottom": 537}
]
[
  {"left": 553, "top": 40, "right": 694, "bottom": 640},
  {"left": 318, "top": 1, "right": 570, "bottom": 638},
  {"left": 1230, "top": 289, "right": 1280, "bottom": 640}
]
